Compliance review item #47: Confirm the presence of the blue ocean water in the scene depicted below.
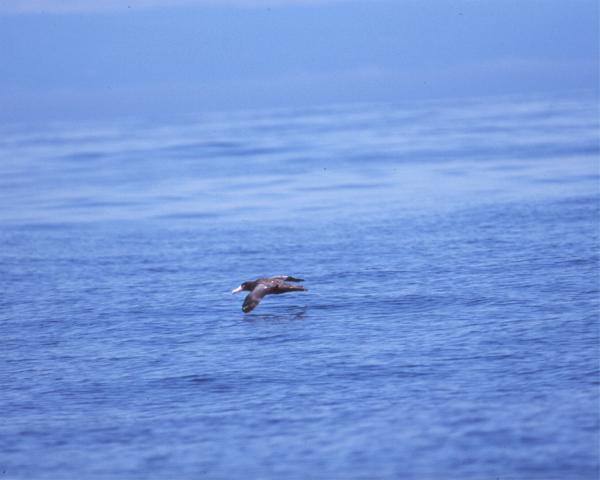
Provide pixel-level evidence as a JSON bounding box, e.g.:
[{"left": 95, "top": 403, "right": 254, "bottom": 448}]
[{"left": 1, "top": 95, "right": 599, "bottom": 479}]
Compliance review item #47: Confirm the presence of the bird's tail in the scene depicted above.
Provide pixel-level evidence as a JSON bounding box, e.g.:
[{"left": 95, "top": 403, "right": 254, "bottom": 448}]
[{"left": 290, "top": 285, "right": 307, "bottom": 292}]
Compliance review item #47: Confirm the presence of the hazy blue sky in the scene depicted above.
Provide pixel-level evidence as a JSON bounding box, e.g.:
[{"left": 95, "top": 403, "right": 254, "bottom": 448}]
[{"left": 1, "top": 0, "right": 598, "bottom": 122}]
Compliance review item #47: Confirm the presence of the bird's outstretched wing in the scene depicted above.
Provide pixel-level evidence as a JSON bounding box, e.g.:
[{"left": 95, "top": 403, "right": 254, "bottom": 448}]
[
  {"left": 274, "top": 283, "right": 307, "bottom": 294},
  {"left": 269, "top": 275, "right": 304, "bottom": 282},
  {"left": 242, "top": 284, "right": 271, "bottom": 313}
]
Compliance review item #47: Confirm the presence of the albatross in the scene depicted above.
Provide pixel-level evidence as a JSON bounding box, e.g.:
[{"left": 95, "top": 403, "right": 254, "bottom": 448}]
[{"left": 231, "top": 275, "right": 307, "bottom": 313}]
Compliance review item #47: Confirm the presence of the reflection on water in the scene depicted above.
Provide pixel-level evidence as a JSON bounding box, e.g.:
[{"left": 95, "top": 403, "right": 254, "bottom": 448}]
[{"left": 1, "top": 95, "right": 599, "bottom": 480}]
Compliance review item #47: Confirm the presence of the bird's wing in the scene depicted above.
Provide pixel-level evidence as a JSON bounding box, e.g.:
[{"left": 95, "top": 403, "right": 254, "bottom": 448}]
[
  {"left": 242, "top": 284, "right": 271, "bottom": 313},
  {"left": 269, "top": 275, "right": 304, "bottom": 282},
  {"left": 274, "top": 282, "right": 307, "bottom": 293}
]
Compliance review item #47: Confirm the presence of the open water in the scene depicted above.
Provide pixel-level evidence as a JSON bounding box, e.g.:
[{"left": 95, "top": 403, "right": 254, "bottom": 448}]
[{"left": 1, "top": 95, "right": 599, "bottom": 479}]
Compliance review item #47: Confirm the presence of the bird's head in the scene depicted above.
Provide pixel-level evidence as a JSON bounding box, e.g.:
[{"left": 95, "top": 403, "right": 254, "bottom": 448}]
[{"left": 231, "top": 281, "right": 254, "bottom": 294}]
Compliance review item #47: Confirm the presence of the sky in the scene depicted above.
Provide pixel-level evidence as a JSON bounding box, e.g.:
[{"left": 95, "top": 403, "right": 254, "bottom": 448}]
[{"left": 0, "top": 0, "right": 598, "bottom": 122}]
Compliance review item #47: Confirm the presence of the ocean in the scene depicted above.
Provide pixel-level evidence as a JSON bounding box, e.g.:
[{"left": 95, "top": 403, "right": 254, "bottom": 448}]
[{"left": 1, "top": 94, "right": 599, "bottom": 479}]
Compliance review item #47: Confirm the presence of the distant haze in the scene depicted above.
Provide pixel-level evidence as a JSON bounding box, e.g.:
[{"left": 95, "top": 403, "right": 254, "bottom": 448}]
[
  {"left": 1, "top": 0, "right": 598, "bottom": 122},
  {"left": 0, "top": 0, "right": 354, "bottom": 14}
]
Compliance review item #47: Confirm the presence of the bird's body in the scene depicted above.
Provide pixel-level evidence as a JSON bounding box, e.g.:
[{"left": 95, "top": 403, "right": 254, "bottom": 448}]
[{"left": 232, "top": 275, "right": 307, "bottom": 313}]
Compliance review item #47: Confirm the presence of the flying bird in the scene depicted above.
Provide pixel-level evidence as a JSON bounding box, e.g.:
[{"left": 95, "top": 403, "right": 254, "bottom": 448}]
[{"left": 232, "top": 275, "right": 307, "bottom": 313}]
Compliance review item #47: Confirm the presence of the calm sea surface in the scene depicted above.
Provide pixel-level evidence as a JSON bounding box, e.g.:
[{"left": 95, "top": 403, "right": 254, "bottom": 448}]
[{"left": 1, "top": 95, "right": 599, "bottom": 479}]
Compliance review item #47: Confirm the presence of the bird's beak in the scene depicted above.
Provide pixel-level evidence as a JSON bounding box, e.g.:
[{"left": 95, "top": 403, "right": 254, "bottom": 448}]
[{"left": 231, "top": 286, "right": 243, "bottom": 294}]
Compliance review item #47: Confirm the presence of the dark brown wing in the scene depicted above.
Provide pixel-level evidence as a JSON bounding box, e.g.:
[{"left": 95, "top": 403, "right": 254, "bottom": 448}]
[
  {"left": 242, "top": 284, "right": 271, "bottom": 313},
  {"left": 272, "top": 282, "right": 307, "bottom": 294},
  {"left": 269, "top": 275, "right": 304, "bottom": 282}
]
